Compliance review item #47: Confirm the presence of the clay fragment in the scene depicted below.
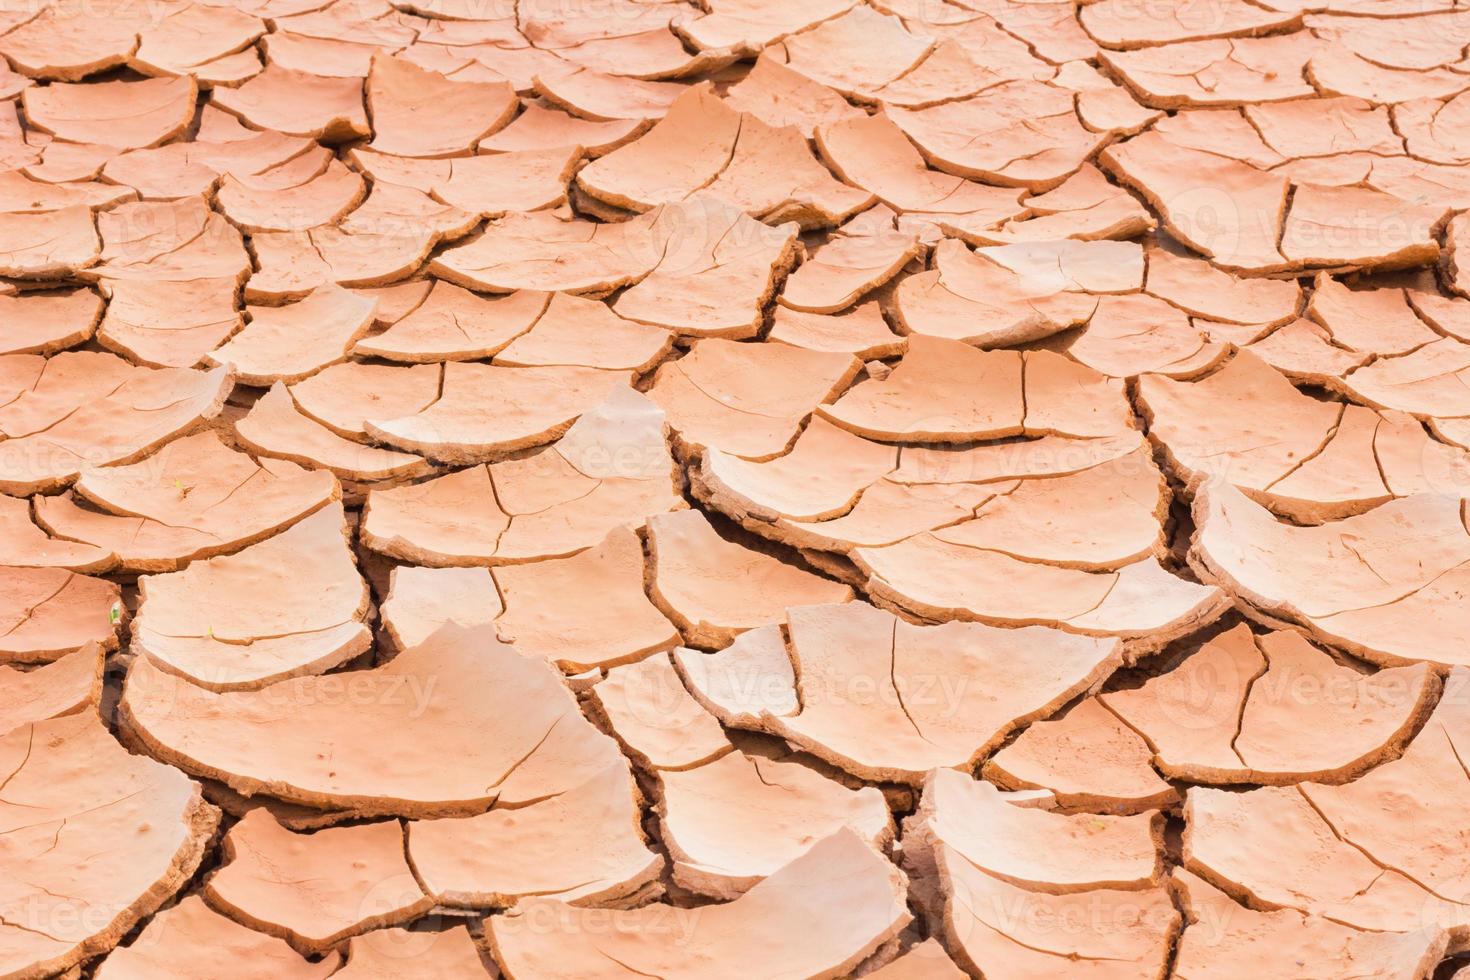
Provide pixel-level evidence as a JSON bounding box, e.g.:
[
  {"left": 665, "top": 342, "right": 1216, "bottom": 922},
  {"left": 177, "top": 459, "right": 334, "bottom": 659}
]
[
  {"left": 764, "top": 478, "right": 996, "bottom": 555},
  {"left": 658, "top": 742, "right": 893, "bottom": 900},
  {"left": 964, "top": 0, "right": 1097, "bottom": 63},
  {"left": 0, "top": 642, "right": 103, "bottom": 738},
  {"left": 0, "top": 171, "right": 135, "bottom": 213},
  {"left": 887, "top": 82, "right": 1109, "bottom": 191},
  {"left": 890, "top": 239, "right": 1099, "bottom": 347},
  {"left": 1340, "top": 337, "right": 1470, "bottom": 419},
  {"left": 578, "top": 84, "right": 872, "bottom": 227},
  {"left": 0, "top": 493, "right": 115, "bottom": 572},
  {"left": 1190, "top": 480, "right": 1470, "bottom": 669},
  {"left": 353, "top": 280, "right": 433, "bottom": 326},
  {"left": 288, "top": 362, "right": 442, "bottom": 440},
  {"left": 236, "top": 383, "right": 431, "bottom": 483},
  {"left": 97, "top": 278, "right": 243, "bottom": 368},
  {"left": 351, "top": 144, "right": 580, "bottom": 217},
  {"left": 1103, "top": 131, "right": 1289, "bottom": 272},
  {"left": 905, "top": 768, "right": 1178, "bottom": 978},
  {"left": 821, "top": 335, "right": 1132, "bottom": 442},
  {"left": 493, "top": 526, "right": 679, "bottom": 671},
  {"left": 647, "top": 337, "right": 861, "bottom": 459},
  {"left": 0, "top": 206, "right": 99, "bottom": 279},
  {"left": 862, "top": 939, "right": 967, "bottom": 979},
  {"left": 354, "top": 284, "right": 549, "bottom": 363},
  {"left": 215, "top": 159, "right": 366, "bottom": 233},
  {"left": 0, "top": 714, "right": 222, "bottom": 980},
  {"left": 930, "top": 447, "right": 1167, "bottom": 570},
  {"left": 381, "top": 565, "right": 500, "bottom": 652},
  {"left": 1145, "top": 246, "right": 1300, "bottom": 325},
  {"left": 131, "top": 503, "right": 370, "bottom": 691},
  {"left": 245, "top": 211, "right": 462, "bottom": 303},
  {"left": 129, "top": 3, "right": 265, "bottom": 82},
  {"left": 430, "top": 207, "right": 658, "bottom": 294},
  {"left": 207, "top": 285, "right": 378, "bottom": 385},
  {"left": 205, "top": 811, "right": 433, "bottom": 952},
  {"left": 1171, "top": 867, "right": 1447, "bottom": 980},
  {"left": 213, "top": 65, "right": 370, "bottom": 142},
  {"left": 0, "top": 351, "right": 234, "bottom": 494},
  {"left": 0, "top": 0, "right": 145, "bottom": 82},
  {"left": 722, "top": 51, "right": 864, "bottom": 138},
  {"left": 0, "top": 289, "right": 102, "bottom": 355},
  {"left": 479, "top": 104, "right": 649, "bottom": 156},
  {"left": 816, "top": 113, "right": 1026, "bottom": 237},
  {"left": 365, "top": 363, "right": 630, "bottom": 462},
  {"left": 678, "top": 601, "right": 1123, "bottom": 784},
  {"left": 856, "top": 532, "right": 1228, "bottom": 651},
  {"left": 24, "top": 76, "right": 195, "bottom": 149},
  {"left": 1081, "top": 0, "right": 1303, "bottom": 48},
  {"left": 611, "top": 195, "right": 801, "bottom": 338},
  {"left": 333, "top": 927, "right": 492, "bottom": 979},
  {"left": 1102, "top": 623, "right": 1437, "bottom": 784},
  {"left": 781, "top": 208, "right": 921, "bottom": 314},
  {"left": 1182, "top": 674, "right": 1470, "bottom": 940},
  {"left": 518, "top": 2, "right": 723, "bottom": 81},
  {"left": 647, "top": 509, "right": 852, "bottom": 647},
  {"left": 588, "top": 653, "right": 733, "bottom": 771},
  {"left": 1136, "top": 350, "right": 1450, "bottom": 521},
  {"left": 1060, "top": 290, "right": 1223, "bottom": 377},
  {"left": 363, "top": 388, "right": 681, "bottom": 565},
  {"left": 433, "top": 195, "right": 778, "bottom": 309},
  {"left": 972, "top": 164, "right": 1155, "bottom": 244},
  {"left": 407, "top": 762, "right": 662, "bottom": 909},
  {"left": 910, "top": 768, "right": 1163, "bottom": 892},
  {"left": 90, "top": 198, "right": 251, "bottom": 287},
  {"left": 360, "top": 465, "right": 506, "bottom": 566},
  {"left": 768, "top": 304, "right": 905, "bottom": 358},
  {"left": 94, "top": 896, "right": 337, "bottom": 980},
  {"left": 34, "top": 431, "right": 337, "bottom": 573},
  {"left": 1100, "top": 34, "right": 1318, "bottom": 108},
  {"left": 121, "top": 623, "right": 626, "bottom": 817},
  {"left": 1309, "top": 44, "right": 1470, "bottom": 104},
  {"left": 818, "top": 336, "right": 1026, "bottom": 443},
  {"left": 1248, "top": 95, "right": 1403, "bottom": 158},
  {"left": 367, "top": 54, "right": 517, "bottom": 157},
  {"left": 696, "top": 414, "right": 899, "bottom": 526},
  {"left": 1280, "top": 182, "right": 1445, "bottom": 269},
  {"left": 493, "top": 292, "right": 673, "bottom": 371},
  {"left": 489, "top": 829, "right": 911, "bottom": 979},
  {"left": 535, "top": 67, "right": 687, "bottom": 120},
  {"left": 983, "top": 698, "right": 1177, "bottom": 813},
  {"left": 771, "top": 6, "right": 933, "bottom": 99},
  {"left": 675, "top": 0, "right": 857, "bottom": 57}
]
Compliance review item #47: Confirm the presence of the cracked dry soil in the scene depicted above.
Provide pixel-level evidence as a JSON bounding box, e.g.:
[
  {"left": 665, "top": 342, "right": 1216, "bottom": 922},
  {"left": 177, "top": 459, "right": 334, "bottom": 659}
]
[{"left": 5, "top": 0, "right": 1470, "bottom": 977}]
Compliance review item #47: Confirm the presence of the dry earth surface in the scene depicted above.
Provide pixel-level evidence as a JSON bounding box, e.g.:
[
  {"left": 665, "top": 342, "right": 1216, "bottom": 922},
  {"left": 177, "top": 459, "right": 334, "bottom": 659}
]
[{"left": 4, "top": 0, "right": 1470, "bottom": 976}]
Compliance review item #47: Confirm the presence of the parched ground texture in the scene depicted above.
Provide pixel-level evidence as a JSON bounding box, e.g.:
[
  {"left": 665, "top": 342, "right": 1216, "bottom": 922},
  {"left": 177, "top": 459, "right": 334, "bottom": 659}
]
[{"left": 7, "top": 0, "right": 1470, "bottom": 976}]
